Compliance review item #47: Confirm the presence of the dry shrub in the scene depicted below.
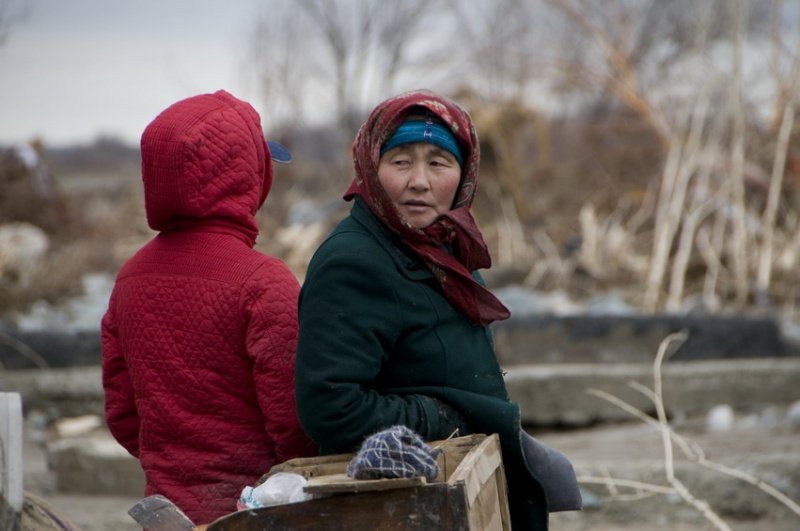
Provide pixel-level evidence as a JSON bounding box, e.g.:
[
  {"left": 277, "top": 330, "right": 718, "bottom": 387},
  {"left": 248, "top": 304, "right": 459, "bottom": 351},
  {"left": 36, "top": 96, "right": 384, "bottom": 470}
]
[
  {"left": 0, "top": 144, "right": 147, "bottom": 316},
  {"left": 2, "top": 97, "right": 799, "bottom": 320},
  {"left": 0, "top": 149, "right": 81, "bottom": 240}
]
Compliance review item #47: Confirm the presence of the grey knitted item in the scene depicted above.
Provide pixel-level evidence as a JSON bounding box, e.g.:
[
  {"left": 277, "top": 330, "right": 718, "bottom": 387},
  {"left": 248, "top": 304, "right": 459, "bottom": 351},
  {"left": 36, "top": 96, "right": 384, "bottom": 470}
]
[{"left": 346, "top": 425, "right": 441, "bottom": 482}]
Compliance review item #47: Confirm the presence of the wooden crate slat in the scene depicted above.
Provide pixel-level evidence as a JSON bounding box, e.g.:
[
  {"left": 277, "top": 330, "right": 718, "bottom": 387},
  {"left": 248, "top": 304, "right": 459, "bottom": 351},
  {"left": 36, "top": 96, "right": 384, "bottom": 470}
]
[
  {"left": 304, "top": 473, "right": 426, "bottom": 494},
  {"left": 0, "top": 392, "right": 23, "bottom": 513},
  {"left": 206, "top": 484, "right": 466, "bottom": 530},
  {"left": 448, "top": 434, "right": 503, "bottom": 505},
  {"left": 208, "top": 433, "right": 510, "bottom": 530}
]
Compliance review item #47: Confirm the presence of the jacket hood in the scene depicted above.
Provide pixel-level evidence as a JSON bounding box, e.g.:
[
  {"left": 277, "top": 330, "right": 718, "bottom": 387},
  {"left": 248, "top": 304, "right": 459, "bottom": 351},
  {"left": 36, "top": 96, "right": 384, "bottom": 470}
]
[{"left": 140, "top": 90, "right": 273, "bottom": 241}]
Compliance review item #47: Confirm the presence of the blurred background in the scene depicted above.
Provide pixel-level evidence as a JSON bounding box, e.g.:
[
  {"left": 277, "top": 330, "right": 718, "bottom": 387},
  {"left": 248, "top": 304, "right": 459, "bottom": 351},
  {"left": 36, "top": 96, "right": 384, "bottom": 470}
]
[
  {"left": 2, "top": 1, "right": 800, "bottom": 529},
  {"left": 2, "top": 0, "right": 800, "bottom": 330}
]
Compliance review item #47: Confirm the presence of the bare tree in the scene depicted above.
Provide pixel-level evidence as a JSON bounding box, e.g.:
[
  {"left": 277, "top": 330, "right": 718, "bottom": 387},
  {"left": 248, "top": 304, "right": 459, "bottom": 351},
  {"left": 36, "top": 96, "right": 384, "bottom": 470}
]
[
  {"left": 755, "top": 0, "right": 800, "bottom": 304},
  {"left": 243, "top": 0, "right": 800, "bottom": 318},
  {"left": 535, "top": 0, "right": 800, "bottom": 314},
  {"left": 248, "top": 2, "right": 308, "bottom": 129},
  {"left": 249, "top": 0, "right": 448, "bottom": 142},
  {"left": 0, "top": 0, "right": 25, "bottom": 48},
  {"left": 445, "top": 0, "right": 548, "bottom": 102}
]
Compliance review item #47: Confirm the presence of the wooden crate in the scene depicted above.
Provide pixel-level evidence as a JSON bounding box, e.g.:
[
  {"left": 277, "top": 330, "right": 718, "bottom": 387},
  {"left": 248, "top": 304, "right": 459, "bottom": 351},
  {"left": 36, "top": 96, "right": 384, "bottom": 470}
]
[{"left": 204, "top": 433, "right": 510, "bottom": 531}]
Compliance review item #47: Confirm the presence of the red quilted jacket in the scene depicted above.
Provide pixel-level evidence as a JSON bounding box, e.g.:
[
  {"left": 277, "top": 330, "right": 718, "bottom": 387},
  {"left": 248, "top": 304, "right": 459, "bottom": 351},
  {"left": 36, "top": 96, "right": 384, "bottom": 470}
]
[{"left": 101, "top": 90, "right": 316, "bottom": 524}]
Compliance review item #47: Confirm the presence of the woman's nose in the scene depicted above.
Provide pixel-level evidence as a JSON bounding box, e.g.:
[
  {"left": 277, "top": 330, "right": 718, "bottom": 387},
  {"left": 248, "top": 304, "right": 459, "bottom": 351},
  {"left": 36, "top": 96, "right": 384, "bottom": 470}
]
[{"left": 407, "top": 163, "right": 430, "bottom": 190}]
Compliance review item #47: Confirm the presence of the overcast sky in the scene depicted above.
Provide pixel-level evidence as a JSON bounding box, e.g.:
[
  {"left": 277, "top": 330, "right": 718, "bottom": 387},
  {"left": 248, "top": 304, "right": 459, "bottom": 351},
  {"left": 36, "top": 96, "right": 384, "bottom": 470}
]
[{"left": 0, "top": 0, "right": 260, "bottom": 147}]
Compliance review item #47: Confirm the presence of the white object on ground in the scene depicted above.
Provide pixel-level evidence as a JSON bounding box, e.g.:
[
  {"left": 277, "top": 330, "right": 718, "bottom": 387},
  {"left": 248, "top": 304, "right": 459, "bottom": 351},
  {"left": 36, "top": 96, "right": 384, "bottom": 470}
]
[
  {"left": 706, "top": 404, "right": 735, "bottom": 432},
  {"left": 238, "top": 472, "right": 313, "bottom": 509}
]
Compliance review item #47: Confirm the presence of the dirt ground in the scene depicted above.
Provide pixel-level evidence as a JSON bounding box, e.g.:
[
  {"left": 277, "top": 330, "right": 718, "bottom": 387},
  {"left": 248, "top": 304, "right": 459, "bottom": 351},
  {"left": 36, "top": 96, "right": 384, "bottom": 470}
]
[
  {"left": 23, "top": 429, "right": 141, "bottom": 531},
  {"left": 542, "top": 420, "right": 800, "bottom": 531},
  {"left": 21, "top": 416, "right": 800, "bottom": 531}
]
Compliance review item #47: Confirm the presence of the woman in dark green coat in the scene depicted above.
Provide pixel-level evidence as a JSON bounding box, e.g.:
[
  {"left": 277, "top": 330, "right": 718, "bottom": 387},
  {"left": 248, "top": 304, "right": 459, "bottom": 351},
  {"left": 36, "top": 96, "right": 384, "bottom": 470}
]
[{"left": 296, "top": 89, "right": 580, "bottom": 529}]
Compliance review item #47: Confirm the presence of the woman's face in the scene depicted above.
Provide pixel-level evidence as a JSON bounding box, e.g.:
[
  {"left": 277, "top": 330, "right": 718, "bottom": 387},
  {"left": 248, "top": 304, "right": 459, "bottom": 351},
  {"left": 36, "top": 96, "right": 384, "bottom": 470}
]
[{"left": 377, "top": 142, "right": 462, "bottom": 229}]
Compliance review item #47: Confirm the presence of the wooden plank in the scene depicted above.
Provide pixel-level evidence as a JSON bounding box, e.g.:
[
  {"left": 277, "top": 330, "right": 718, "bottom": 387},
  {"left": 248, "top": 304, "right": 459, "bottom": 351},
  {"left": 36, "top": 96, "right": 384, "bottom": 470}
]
[
  {"left": 218, "top": 433, "right": 508, "bottom": 530},
  {"left": 128, "top": 495, "right": 196, "bottom": 531},
  {"left": 260, "top": 453, "right": 353, "bottom": 482},
  {"left": 492, "top": 453, "right": 512, "bottom": 531},
  {"left": 432, "top": 434, "right": 486, "bottom": 482},
  {"left": 466, "top": 470, "right": 503, "bottom": 531},
  {"left": 447, "top": 434, "right": 510, "bottom": 531},
  {"left": 206, "top": 484, "right": 467, "bottom": 531},
  {"left": 304, "top": 473, "right": 426, "bottom": 494},
  {"left": 448, "top": 434, "right": 503, "bottom": 505},
  {"left": 263, "top": 434, "right": 486, "bottom": 486},
  {"left": 0, "top": 392, "right": 23, "bottom": 513}
]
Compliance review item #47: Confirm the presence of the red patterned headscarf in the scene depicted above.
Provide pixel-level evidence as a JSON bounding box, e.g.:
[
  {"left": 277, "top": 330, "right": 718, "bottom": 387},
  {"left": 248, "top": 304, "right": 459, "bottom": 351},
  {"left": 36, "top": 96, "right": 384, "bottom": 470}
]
[{"left": 344, "top": 89, "right": 510, "bottom": 326}]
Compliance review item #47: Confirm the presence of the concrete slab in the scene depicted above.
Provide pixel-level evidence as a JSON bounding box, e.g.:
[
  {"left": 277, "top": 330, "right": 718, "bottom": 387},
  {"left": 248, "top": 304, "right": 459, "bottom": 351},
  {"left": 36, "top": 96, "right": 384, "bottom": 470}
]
[
  {"left": 0, "top": 329, "right": 102, "bottom": 370},
  {"left": 6, "top": 317, "right": 799, "bottom": 530},
  {"left": 506, "top": 358, "right": 800, "bottom": 426},
  {"left": 4, "top": 357, "right": 800, "bottom": 428},
  {"left": 3, "top": 313, "right": 797, "bottom": 370},
  {"left": 46, "top": 436, "right": 145, "bottom": 497},
  {"left": 0, "top": 366, "right": 104, "bottom": 418},
  {"left": 493, "top": 315, "right": 797, "bottom": 365}
]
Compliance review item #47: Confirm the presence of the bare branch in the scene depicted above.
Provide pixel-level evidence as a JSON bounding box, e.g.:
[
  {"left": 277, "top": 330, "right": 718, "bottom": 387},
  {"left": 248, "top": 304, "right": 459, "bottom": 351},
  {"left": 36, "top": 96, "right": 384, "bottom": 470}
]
[
  {"left": 728, "top": 0, "right": 750, "bottom": 310},
  {"left": 756, "top": 96, "right": 796, "bottom": 296},
  {"left": 250, "top": 0, "right": 448, "bottom": 136},
  {"left": 0, "top": 0, "right": 27, "bottom": 48},
  {"left": 587, "top": 330, "right": 800, "bottom": 522}
]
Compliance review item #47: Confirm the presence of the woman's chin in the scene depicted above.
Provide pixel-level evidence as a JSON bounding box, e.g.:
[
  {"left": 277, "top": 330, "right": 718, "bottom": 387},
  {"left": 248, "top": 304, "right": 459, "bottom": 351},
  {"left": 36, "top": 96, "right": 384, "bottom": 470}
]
[{"left": 399, "top": 209, "right": 436, "bottom": 229}]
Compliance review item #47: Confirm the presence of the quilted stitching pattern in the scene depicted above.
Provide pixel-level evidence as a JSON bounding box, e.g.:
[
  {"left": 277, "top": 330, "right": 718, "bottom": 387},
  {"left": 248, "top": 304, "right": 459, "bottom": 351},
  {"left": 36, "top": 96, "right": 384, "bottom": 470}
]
[
  {"left": 142, "top": 90, "right": 271, "bottom": 239},
  {"left": 102, "top": 91, "right": 314, "bottom": 524}
]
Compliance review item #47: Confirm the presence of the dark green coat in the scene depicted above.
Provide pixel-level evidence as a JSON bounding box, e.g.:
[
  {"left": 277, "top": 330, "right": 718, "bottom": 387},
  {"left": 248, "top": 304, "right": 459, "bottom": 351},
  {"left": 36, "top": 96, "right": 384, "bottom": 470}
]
[{"left": 296, "top": 198, "right": 548, "bottom": 529}]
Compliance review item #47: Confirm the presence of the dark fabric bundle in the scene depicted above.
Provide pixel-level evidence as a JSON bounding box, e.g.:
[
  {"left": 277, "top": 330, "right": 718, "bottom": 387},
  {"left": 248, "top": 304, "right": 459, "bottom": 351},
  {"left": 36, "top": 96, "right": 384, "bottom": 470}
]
[{"left": 346, "top": 425, "right": 441, "bottom": 482}]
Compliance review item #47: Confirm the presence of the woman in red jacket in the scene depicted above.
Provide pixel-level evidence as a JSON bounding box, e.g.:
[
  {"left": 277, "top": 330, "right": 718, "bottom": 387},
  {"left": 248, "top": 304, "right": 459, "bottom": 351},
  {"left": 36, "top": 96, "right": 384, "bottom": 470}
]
[{"left": 101, "top": 90, "right": 316, "bottom": 524}]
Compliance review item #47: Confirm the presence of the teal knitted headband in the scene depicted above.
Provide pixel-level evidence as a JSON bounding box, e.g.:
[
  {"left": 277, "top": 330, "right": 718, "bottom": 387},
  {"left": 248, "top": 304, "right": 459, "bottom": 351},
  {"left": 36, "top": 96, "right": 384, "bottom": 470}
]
[{"left": 380, "top": 119, "right": 464, "bottom": 166}]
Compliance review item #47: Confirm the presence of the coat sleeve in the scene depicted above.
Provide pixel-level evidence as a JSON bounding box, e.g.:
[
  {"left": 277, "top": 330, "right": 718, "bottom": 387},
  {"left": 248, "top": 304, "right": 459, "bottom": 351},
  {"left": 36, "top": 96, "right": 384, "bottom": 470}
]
[
  {"left": 100, "top": 296, "right": 141, "bottom": 458},
  {"left": 295, "top": 247, "right": 442, "bottom": 454},
  {"left": 246, "top": 260, "right": 317, "bottom": 462}
]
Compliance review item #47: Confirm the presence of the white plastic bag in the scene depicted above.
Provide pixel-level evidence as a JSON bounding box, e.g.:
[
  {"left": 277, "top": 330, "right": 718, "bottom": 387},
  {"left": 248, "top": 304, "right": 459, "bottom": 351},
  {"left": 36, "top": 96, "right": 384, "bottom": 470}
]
[{"left": 238, "top": 472, "right": 313, "bottom": 509}]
